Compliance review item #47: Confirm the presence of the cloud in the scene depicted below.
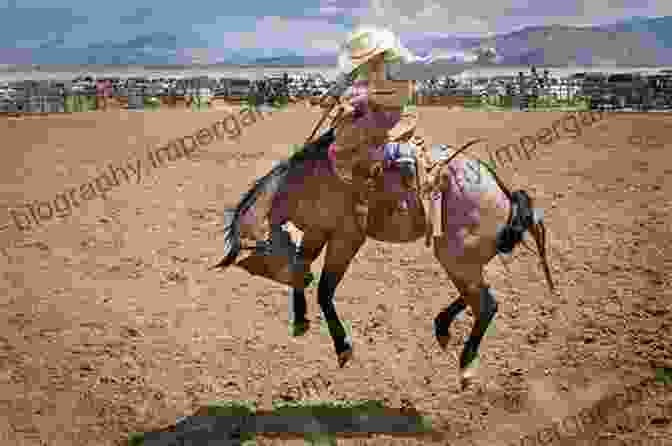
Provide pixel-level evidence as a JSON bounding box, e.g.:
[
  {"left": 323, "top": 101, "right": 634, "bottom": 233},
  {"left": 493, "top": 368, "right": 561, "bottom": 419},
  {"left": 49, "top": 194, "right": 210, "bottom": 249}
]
[
  {"left": 1, "top": 0, "right": 670, "bottom": 64},
  {"left": 318, "top": 0, "right": 370, "bottom": 17},
  {"left": 214, "top": 16, "right": 348, "bottom": 55},
  {"left": 324, "top": 0, "right": 672, "bottom": 36}
]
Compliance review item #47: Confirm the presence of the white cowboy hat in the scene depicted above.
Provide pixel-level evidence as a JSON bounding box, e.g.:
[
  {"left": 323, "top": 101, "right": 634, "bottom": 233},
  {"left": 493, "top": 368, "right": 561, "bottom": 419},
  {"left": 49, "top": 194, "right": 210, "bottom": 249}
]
[{"left": 337, "top": 26, "right": 415, "bottom": 74}]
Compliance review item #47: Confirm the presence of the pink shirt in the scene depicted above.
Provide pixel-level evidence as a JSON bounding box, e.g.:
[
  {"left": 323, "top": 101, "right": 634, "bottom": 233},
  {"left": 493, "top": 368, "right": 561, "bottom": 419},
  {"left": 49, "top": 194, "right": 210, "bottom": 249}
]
[{"left": 328, "top": 80, "right": 402, "bottom": 164}]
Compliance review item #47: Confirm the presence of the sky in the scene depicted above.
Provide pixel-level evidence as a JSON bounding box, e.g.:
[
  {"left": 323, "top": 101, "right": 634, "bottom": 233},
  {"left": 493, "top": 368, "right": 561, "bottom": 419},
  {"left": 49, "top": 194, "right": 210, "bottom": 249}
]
[{"left": 1, "top": 0, "right": 671, "bottom": 63}]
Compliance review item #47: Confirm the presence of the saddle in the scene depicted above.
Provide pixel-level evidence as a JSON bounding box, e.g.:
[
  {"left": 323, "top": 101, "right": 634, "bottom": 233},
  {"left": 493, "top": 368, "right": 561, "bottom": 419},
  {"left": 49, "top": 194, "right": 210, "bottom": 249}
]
[{"left": 315, "top": 97, "right": 454, "bottom": 247}]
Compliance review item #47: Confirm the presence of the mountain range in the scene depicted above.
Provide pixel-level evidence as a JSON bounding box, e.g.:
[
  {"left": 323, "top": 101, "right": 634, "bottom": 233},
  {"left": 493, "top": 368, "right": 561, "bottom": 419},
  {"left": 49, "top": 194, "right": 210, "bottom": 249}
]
[{"left": 4, "top": 16, "right": 672, "bottom": 67}]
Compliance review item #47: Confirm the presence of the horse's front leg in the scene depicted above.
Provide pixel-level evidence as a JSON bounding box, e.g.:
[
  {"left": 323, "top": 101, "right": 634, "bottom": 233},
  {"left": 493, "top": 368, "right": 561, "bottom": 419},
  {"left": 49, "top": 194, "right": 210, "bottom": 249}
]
[
  {"left": 289, "top": 229, "right": 328, "bottom": 337},
  {"left": 317, "top": 231, "right": 366, "bottom": 368},
  {"left": 458, "top": 283, "right": 498, "bottom": 390}
]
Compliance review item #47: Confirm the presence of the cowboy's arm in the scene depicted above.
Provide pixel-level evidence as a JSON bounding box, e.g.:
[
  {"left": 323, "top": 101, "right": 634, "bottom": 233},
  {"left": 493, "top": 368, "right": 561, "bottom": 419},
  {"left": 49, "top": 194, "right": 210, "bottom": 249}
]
[{"left": 335, "top": 90, "right": 419, "bottom": 160}]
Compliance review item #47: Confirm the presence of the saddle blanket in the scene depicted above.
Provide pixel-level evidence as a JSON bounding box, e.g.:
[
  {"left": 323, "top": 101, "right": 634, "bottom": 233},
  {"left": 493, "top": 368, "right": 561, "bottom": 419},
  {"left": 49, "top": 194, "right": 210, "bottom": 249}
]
[{"left": 421, "top": 143, "right": 510, "bottom": 255}]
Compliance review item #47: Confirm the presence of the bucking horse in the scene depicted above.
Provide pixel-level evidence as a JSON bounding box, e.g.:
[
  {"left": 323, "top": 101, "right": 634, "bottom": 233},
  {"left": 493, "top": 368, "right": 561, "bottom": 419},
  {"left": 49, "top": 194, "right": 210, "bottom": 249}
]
[{"left": 211, "top": 127, "right": 554, "bottom": 390}]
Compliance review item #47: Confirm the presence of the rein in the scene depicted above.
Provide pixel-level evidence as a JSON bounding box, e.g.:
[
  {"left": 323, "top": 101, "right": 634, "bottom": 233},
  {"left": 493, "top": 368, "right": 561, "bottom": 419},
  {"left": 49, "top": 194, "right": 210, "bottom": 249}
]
[
  {"left": 306, "top": 100, "right": 339, "bottom": 143},
  {"left": 422, "top": 138, "right": 487, "bottom": 181}
]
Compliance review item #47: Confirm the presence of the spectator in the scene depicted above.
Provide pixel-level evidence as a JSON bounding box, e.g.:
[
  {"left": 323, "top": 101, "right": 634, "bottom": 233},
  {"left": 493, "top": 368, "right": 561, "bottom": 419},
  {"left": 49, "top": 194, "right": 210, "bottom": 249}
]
[{"left": 96, "top": 79, "right": 111, "bottom": 110}]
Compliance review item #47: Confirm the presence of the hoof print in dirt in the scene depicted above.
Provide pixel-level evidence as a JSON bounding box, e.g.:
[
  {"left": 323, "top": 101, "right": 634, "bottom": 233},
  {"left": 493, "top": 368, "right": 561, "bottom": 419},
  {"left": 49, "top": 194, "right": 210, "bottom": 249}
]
[{"left": 460, "top": 376, "right": 481, "bottom": 392}]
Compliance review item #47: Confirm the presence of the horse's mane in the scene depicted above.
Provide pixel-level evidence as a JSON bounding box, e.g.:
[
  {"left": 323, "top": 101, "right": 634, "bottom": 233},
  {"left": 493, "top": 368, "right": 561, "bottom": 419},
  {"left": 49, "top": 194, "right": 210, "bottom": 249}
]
[
  {"left": 237, "top": 128, "right": 335, "bottom": 221},
  {"left": 213, "top": 129, "right": 335, "bottom": 268}
]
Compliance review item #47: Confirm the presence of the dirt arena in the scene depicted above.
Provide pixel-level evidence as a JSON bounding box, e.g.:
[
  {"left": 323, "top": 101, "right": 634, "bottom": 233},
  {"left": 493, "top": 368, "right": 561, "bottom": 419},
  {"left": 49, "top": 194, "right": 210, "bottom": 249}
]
[{"left": 0, "top": 105, "right": 670, "bottom": 445}]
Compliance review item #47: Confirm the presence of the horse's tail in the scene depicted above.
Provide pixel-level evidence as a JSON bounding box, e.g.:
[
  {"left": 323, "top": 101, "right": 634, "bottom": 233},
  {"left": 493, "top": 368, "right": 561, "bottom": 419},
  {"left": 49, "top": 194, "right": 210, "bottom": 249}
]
[
  {"left": 527, "top": 205, "right": 555, "bottom": 293},
  {"left": 211, "top": 208, "right": 242, "bottom": 269},
  {"left": 209, "top": 129, "right": 336, "bottom": 271},
  {"left": 476, "top": 156, "right": 555, "bottom": 293},
  {"left": 210, "top": 161, "right": 291, "bottom": 270}
]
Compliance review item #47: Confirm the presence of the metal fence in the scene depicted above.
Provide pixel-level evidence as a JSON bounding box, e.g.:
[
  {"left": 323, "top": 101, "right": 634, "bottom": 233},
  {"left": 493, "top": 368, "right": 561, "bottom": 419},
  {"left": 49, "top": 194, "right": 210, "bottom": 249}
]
[
  {"left": 3, "top": 73, "right": 672, "bottom": 114},
  {"left": 0, "top": 77, "right": 222, "bottom": 114},
  {"left": 416, "top": 74, "right": 672, "bottom": 111}
]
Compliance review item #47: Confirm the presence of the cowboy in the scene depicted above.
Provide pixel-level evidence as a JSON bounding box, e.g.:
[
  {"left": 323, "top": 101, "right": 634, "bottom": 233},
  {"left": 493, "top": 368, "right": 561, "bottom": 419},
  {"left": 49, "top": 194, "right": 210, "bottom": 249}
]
[{"left": 318, "top": 26, "right": 422, "bottom": 233}]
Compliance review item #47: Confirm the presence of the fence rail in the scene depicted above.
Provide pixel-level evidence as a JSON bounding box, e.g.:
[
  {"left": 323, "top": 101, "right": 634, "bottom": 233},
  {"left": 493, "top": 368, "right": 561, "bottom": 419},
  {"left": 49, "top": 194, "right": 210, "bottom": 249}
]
[{"left": 3, "top": 75, "right": 672, "bottom": 114}]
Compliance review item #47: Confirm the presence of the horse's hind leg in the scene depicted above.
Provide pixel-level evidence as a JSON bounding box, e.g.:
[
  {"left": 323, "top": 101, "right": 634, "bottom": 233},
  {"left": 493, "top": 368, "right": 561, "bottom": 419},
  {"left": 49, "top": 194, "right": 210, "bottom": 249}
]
[
  {"left": 460, "top": 279, "right": 498, "bottom": 390},
  {"left": 434, "top": 248, "right": 498, "bottom": 390},
  {"left": 290, "top": 229, "right": 328, "bottom": 337}
]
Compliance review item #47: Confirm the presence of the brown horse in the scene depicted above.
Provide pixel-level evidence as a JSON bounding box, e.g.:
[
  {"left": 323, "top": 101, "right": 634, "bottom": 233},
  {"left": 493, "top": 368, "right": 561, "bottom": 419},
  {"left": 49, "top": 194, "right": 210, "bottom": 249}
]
[{"left": 212, "top": 128, "right": 554, "bottom": 389}]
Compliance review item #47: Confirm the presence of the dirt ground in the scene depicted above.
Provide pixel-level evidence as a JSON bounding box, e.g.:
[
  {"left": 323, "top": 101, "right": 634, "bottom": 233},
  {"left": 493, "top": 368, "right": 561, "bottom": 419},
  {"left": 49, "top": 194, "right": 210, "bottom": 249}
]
[{"left": 0, "top": 105, "right": 670, "bottom": 446}]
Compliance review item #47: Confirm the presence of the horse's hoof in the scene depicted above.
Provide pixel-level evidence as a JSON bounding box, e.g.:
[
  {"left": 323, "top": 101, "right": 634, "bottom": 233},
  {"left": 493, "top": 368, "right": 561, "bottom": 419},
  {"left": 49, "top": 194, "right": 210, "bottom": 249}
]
[
  {"left": 435, "top": 334, "right": 450, "bottom": 351},
  {"left": 337, "top": 347, "right": 354, "bottom": 368},
  {"left": 290, "top": 320, "right": 310, "bottom": 337}
]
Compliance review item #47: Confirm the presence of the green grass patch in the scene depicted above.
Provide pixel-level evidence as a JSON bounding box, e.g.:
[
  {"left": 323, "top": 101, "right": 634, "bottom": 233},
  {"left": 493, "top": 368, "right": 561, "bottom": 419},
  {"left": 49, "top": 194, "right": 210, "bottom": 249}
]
[
  {"left": 319, "top": 317, "right": 352, "bottom": 340},
  {"left": 458, "top": 95, "right": 590, "bottom": 112},
  {"left": 480, "top": 158, "right": 497, "bottom": 173},
  {"left": 200, "top": 400, "right": 257, "bottom": 416},
  {"left": 289, "top": 143, "right": 304, "bottom": 158},
  {"left": 271, "top": 399, "right": 386, "bottom": 415},
  {"left": 464, "top": 354, "right": 480, "bottom": 370},
  {"left": 127, "top": 432, "right": 145, "bottom": 446},
  {"left": 304, "top": 433, "right": 338, "bottom": 446},
  {"left": 655, "top": 367, "right": 672, "bottom": 386},
  {"left": 484, "top": 319, "right": 497, "bottom": 338},
  {"left": 303, "top": 271, "right": 318, "bottom": 288}
]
